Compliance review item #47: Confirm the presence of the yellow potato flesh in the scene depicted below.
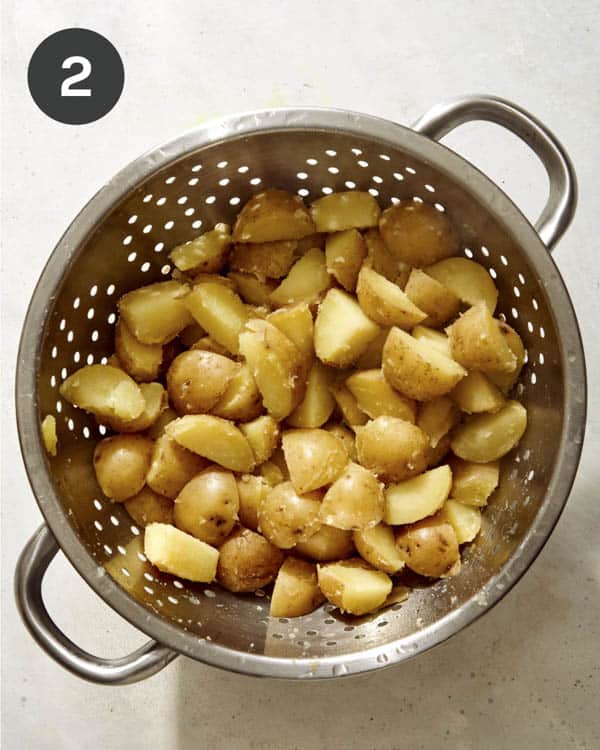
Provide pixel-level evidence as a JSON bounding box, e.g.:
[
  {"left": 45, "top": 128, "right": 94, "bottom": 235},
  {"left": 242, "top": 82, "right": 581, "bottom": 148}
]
[
  {"left": 384, "top": 464, "right": 452, "bottom": 525},
  {"left": 447, "top": 303, "right": 517, "bottom": 374},
  {"left": 166, "top": 415, "right": 255, "bottom": 472},
  {"left": 144, "top": 523, "right": 218, "bottom": 583},
  {"left": 356, "top": 266, "right": 426, "bottom": 329},
  {"left": 229, "top": 239, "right": 297, "bottom": 279},
  {"left": 449, "top": 458, "right": 499, "bottom": 507},
  {"left": 404, "top": 268, "right": 461, "bottom": 327},
  {"left": 346, "top": 369, "right": 416, "bottom": 422},
  {"left": 330, "top": 383, "right": 368, "bottom": 428},
  {"left": 41, "top": 415, "right": 57, "bottom": 456},
  {"left": 287, "top": 361, "right": 336, "bottom": 428},
  {"left": 416, "top": 396, "right": 459, "bottom": 448},
  {"left": 412, "top": 325, "right": 452, "bottom": 358},
  {"left": 425, "top": 257, "right": 498, "bottom": 313},
  {"left": 325, "top": 229, "right": 367, "bottom": 291},
  {"left": 107, "top": 381, "right": 166, "bottom": 433},
  {"left": 125, "top": 487, "right": 174, "bottom": 527},
  {"left": 488, "top": 321, "right": 527, "bottom": 393},
  {"left": 317, "top": 559, "right": 392, "bottom": 615},
  {"left": 451, "top": 400, "right": 527, "bottom": 462},
  {"left": 115, "top": 318, "right": 163, "bottom": 382},
  {"left": 270, "top": 248, "right": 331, "bottom": 307},
  {"left": 267, "top": 303, "right": 315, "bottom": 360},
  {"left": 170, "top": 223, "right": 231, "bottom": 273},
  {"left": 233, "top": 189, "right": 315, "bottom": 243},
  {"left": 183, "top": 282, "right": 248, "bottom": 355},
  {"left": 353, "top": 524, "right": 405, "bottom": 574},
  {"left": 60, "top": 365, "right": 145, "bottom": 421},
  {"left": 270, "top": 557, "right": 325, "bottom": 618},
  {"left": 118, "top": 280, "right": 193, "bottom": 344},
  {"left": 440, "top": 500, "right": 482, "bottom": 544},
  {"left": 450, "top": 371, "right": 505, "bottom": 414},
  {"left": 311, "top": 191, "right": 381, "bottom": 233},
  {"left": 146, "top": 433, "right": 208, "bottom": 499},
  {"left": 295, "top": 525, "right": 355, "bottom": 561},
  {"left": 229, "top": 272, "right": 277, "bottom": 307},
  {"left": 210, "top": 363, "right": 262, "bottom": 422},
  {"left": 237, "top": 475, "right": 271, "bottom": 531},
  {"left": 240, "top": 415, "right": 279, "bottom": 464}
]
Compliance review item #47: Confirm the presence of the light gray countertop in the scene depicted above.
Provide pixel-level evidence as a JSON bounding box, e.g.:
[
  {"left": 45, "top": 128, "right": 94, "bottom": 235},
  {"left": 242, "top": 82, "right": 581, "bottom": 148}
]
[{"left": 2, "top": 1, "right": 598, "bottom": 748}]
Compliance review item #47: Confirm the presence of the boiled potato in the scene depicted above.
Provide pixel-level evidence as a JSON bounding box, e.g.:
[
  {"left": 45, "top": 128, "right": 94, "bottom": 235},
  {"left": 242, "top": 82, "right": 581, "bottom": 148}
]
[
  {"left": 311, "top": 191, "right": 380, "bottom": 233},
  {"left": 270, "top": 248, "right": 331, "bottom": 307},
  {"left": 190, "top": 272, "right": 235, "bottom": 289},
  {"left": 167, "top": 350, "right": 239, "bottom": 414},
  {"left": 270, "top": 557, "right": 325, "bottom": 617},
  {"left": 440, "top": 500, "right": 481, "bottom": 544},
  {"left": 170, "top": 223, "right": 231, "bottom": 273},
  {"left": 115, "top": 319, "right": 163, "bottom": 382},
  {"left": 145, "top": 523, "right": 218, "bottom": 582},
  {"left": 412, "top": 325, "right": 452, "bottom": 358},
  {"left": 425, "top": 432, "right": 452, "bottom": 469},
  {"left": 330, "top": 383, "right": 368, "bottom": 427},
  {"left": 93, "top": 434, "right": 154, "bottom": 501},
  {"left": 267, "top": 303, "right": 314, "bottom": 360},
  {"left": 395, "top": 514, "right": 460, "bottom": 578},
  {"left": 356, "top": 266, "right": 426, "bottom": 329},
  {"left": 320, "top": 462, "right": 384, "bottom": 530},
  {"left": 229, "top": 239, "right": 297, "bottom": 279},
  {"left": 118, "top": 280, "right": 193, "bottom": 344},
  {"left": 229, "top": 272, "right": 277, "bottom": 307},
  {"left": 233, "top": 189, "right": 315, "bottom": 243},
  {"left": 145, "top": 406, "right": 179, "bottom": 439},
  {"left": 450, "top": 371, "right": 505, "bottom": 413},
  {"left": 174, "top": 468, "right": 240, "bottom": 546},
  {"left": 384, "top": 464, "right": 452, "bottom": 524},
  {"left": 106, "top": 381, "right": 166, "bottom": 433},
  {"left": 183, "top": 282, "right": 248, "bottom": 355},
  {"left": 240, "top": 415, "right": 280, "bottom": 464},
  {"left": 295, "top": 524, "right": 355, "bottom": 561},
  {"left": 363, "top": 228, "right": 399, "bottom": 281},
  {"left": 210, "top": 364, "right": 262, "bottom": 422},
  {"left": 355, "top": 416, "right": 429, "bottom": 481},
  {"left": 237, "top": 475, "right": 271, "bottom": 531},
  {"left": 417, "top": 396, "right": 460, "bottom": 448},
  {"left": 325, "top": 229, "right": 367, "bottom": 291},
  {"left": 451, "top": 400, "right": 527, "bottom": 462},
  {"left": 282, "top": 428, "right": 348, "bottom": 494},
  {"left": 125, "top": 487, "right": 174, "bottom": 527},
  {"left": 314, "top": 289, "right": 380, "bottom": 368},
  {"left": 191, "top": 335, "right": 230, "bottom": 357},
  {"left": 60, "top": 365, "right": 145, "bottom": 422},
  {"left": 258, "top": 460, "right": 286, "bottom": 487},
  {"left": 449, "top": 457, "right": 499, "bottom": 507},
  {"left": 217, "top": 527, "right": 284, "bottom": 592},
  {"left": 317, "top": 558, "right": 392, "bottom": 616},
  {"left": 447, "top": 303, "right": 517, "bottom": 374},
  {"left": 146, "top": 434, "right": 208, "bottom": 498},
  {"left": 353, "top": 524, "right": 405, "bottom": 574},
  {"left": 404, "top": 268, "right": 460, "bottom": 327},
  {"left": 488, "top": 321, "right": 526, "bottom": 393},
  {"left": 346, "top": 369, "right": 416, "bottom": 422},
  {"left": 41, "top": 415, "right": 57, "bottom": 456},
  {"left": 258, "top": 481, "right": 322, "bottom": 549},
  {"left": 166, "top": 415, "right": 255, "bottom": 472},
  {"left": 382, "top": 327, "right": 466, "bottom": 400},
  {"left": 355, "top": 327, "right": 389, "bottom": 369},
  {"left": 288, "top": 361, "right": 336, "bottom": 428},
  {"left": 425, "top": 257, "right": 498, "bottom": 313},
  {"left": 324, "top": 424, "right": 357, "bottom": 461},
  {"left": 379, "top": 201, "right": 459, "bottom": 267},
  {"left": 239, "top": 319, "right": 307, "bottom": 419}
]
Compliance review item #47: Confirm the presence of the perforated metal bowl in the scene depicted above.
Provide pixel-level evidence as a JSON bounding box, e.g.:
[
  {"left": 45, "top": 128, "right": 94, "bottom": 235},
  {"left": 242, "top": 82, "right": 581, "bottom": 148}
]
[{"left": 15, "top": 95, "right": 586, "bottom": 684}]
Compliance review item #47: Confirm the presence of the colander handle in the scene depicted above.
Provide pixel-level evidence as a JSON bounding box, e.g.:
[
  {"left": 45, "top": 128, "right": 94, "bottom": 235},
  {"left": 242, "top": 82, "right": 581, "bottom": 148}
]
[
  {"left": 413, "top": 95, "right": 577, "bottom": 250},
  {"left": 15, "top": 525, "right": 177, "bottom": 685}
]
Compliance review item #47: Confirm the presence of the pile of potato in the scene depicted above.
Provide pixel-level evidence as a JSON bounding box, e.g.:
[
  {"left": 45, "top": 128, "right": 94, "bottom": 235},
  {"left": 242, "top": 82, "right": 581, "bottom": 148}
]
[{"left": 56, "top": 188, "right": 528, "bottom": 618}]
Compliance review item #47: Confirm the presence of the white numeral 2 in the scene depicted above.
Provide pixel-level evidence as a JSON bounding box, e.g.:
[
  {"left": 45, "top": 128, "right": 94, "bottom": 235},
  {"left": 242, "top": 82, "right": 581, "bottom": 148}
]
[{"left": 61, "top": 56, "right": 92, "bottom": 97}]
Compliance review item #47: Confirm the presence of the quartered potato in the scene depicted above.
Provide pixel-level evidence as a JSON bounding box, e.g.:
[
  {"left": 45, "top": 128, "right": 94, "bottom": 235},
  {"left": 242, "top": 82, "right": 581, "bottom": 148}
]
[
  {"left": 346, "top": 369, "right": 416, "bottom": 422},
  {"left": 450, "top": 371, "right": 505, "bottom": 414},
  {"left": 488, "top": 321, "right": 526, "bottom": 393},
  {"left": 60, "top": 365, "right": 145, "bottom": 422},
  {"left": 170, "top": 223, "right": 231, "bottom": 274},
  {"left": 106, "top": 381, "right": 166, "bottom": 433},
  {"left": 451, "top": 400, "right": 527, "bottom": 462},
  {"left": 174, "top": 468, "right": 240, "bottom": 546},
  {"left": 118, "top": 280, "right": 193, "bottom": 344},
  {"left": 425, "top": 432, "right": 452, "bottom": 469},
  {"left": 447, "top": 303, "right": 517, "bottom": 374},
  {"left": 363, "top": 228, "right": 400, "bottom": 281},
  {"left": 229, "top": 272, "right": 277, "bottom": 307},
  {"left": 229, "top": 239, "right": 297, "bottom": 279},
  {"left": 258, "top": 481, "right": 322, "bottom": 549},
  {"left": 237, "top": 474, "right": 271, "bottom": 531},
  {"left": 125, "top": 487, "right": 174, "bottom": 527},
  {"left": 210, "top": 363, "right": 262, "bottom": 422},
  {"left": 317, "top": 559, "right": 392, "bottom": 616},
  {"left": 270, "top": 248, "right": 331, "bottom": 307},
  {"left": 353, "top": 524, "right": 405, "bottom": 574},
  {"left": 144, "top": 523, "right": 218, "bottom": 583},
  {"left": 320, "top": 462, "right": 384, "bottom": 530},
  {"left": 240, "top": 415, "right": 279, "bottom": 464},
  {"left": 379, "top": 201, "right": 459, "bottom": 267},
  {"left": 167, "top": 350, "right": 239, "bottom": 414},
  {"left": 324, "top": 424, "right": 357, "bottom": 461},
  {"left": 233, "top": 189, "right": 315, "bottom": 243},
  {"left": 115, "top": 319, "right": 163, "bottom": 382},
  {"left": 449, "top": 457, "right": 500, "bottom": 507},
  {"left": 416, "top": 396, "right": 460, "bottom": 448},
  {"left": 384, "top": 464, "right": 452, "bottom": 525},
  {"left": 325, "top": 229, "right": 367, "bottom": 291},
  {"left": 355, "top": 416, "right": 429, "bottom": 482},
  {"left": 288, "top": 361, "right": 336, "bottom": 428},
  {"left": 404, "top": 268, "right": 461, "bottom": 327},
  {"left": 395, "top": 514, "right": 460, "bottom": 578},
  {"left": 412, "top": 325, "right": 452, "bottom": 358},
  {"left": 356, "top": 266, "right": 426, "bottom": 329},
  {"left": 217, "top": 527, "right": 284, "bottom": 592},
  {"left": 295, "top": 524, "right": 355, "bottom": 561},
  {"left": 282, "top": 428, "right": 348, "bottom": 494},
  {"left": 440, "top": 500, "right": 482, "bottom": 544},
  {"left": 258, "top": 460, "right": 286, "bottom": 487},
  {"left": 270, "top": 557, "right": 325, "bottom": 617},
  {"left": 146, "top": 433, "right": 208, "bottom": 499},
  {"left": 330, "top": 382, "right": 368, "bottom": 428},
  {"left": 166, "top": 415, "right": 255, "bottom": 472},
  {"left": 183, "top": 282, "right": 248, "bottom": 355},
  {"left": 425, "top": 257, "right": 498, "bottom": 313},
  {"left": 311, "top": 191, "right": 381, "bottom": 233},
  {"left": 93, "top": 434, "right": 154, "bottom": 501},
  {"left": 267, "top": 303, "right": 315, "bottom": 360}
]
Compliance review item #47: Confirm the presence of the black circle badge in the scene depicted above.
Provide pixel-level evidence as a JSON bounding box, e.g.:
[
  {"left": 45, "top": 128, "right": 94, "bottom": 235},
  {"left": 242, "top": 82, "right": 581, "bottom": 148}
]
[{"left": 28, "top": 28, "right": 124, "bottom": 125}]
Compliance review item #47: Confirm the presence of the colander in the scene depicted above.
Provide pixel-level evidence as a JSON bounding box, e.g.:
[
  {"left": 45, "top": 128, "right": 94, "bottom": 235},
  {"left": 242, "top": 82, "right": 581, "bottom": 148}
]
[{"left": 15, "top": 95, "right": 586, "bottom": 684}]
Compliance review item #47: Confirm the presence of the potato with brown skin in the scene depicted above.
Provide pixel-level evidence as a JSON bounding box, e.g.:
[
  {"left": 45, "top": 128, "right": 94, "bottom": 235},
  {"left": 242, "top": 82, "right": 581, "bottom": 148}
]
[
  {"left": 488, "top": 321, "right": 526, "bottom": 393},
  {"left": 363, "top": 228, "right": 399, "bottom": 281},
  {"left": 267, "top": 303, "right": 314, "bottom": 361},
  {"left": 118, "top": 280, "right": 193, "bottom": 344},
  {"left": 379, "top": 201, "right": 459, "bottom": 267},
  {"left": 229, "top": 239, "right": 297, "bottom": 279},
  {"left": 174, "top": 468, "right": 240, "bottom": 546},
  {"left": 450, "top": 371, "right": 505, "bottom": 414},
  {"left": 403, "top": 268, "right": 461, "bottom": 327},
  {"left": 345, "top": 369, "right": 416, "bottom": 422},
  {"left": 451, "top": 400, "right": 527, "bottom": 462},
  {"left": 125, "top": 487, "right": 174, "bottom": 527},
  {"left": 115, "top": 318, "right": 163, "bottom": 382},
  {"left": 317, "top": 558, "right": 392, "bottom": 616},
  {"left": 356, "top": 266, "right": 426, "bottom": 329},
  {"left": 269, "top": 248, "right": 331, "bottom": 307},
  {"left": 170, "top": 223, "right": 231, "bottom": 274},
  {"left": 146, "top": 434, "right": 208, "bottom": 499},
  {"left": 233, "top": 189, "right": 315, "bottom": 243},
  {"left": 353, "top": 524, "right": 405, "bottom": 574},
  {"left": 210, "top": 364, "right": 262, "bottom": 422},
  {"left": 287, "top": 361, "right": 336, "bottom": 428},
  {"left": 282, "top": 428, "right": 348, "bottom": 494},
  {"left": 447, "top": 303, "right": 517, "bottom": 374},
  {"left": 167, "top": 350, "right": 239, "bottom": 415},
  {"left": 295, "top": 524, "right": 355, "bottom": 561},
  {"left": 190, "top": 336, "right": 230, "bottom": 357},
  {"left": 395, "top": 514, "right": 460, "bottom": 577},
  {"left": 236, "top": 475, "right": 271, "bottom": 531},
  {"left": 93, "top": 434, "right": 154, "bottom": 501},
  {"left": 310, "top": 192, "right": 381, "bottom": 233},
  {"left": 183, "top": 282, "right": 248, "bottom": 355},
  {"left": 217, "top": 527, "right": 284, "bottom": 592},
  {"left": 270, "top": 557, "right": 325, "bottom": 617},
  {"left": 324, "top": 424, "right": 357, "bottom": 461},
  {"left": 258, "top": 481, "right": 322, "bottom": 549},
  {"left": 60, "top": 365, "right": 145, "bottom": 422},
  {"left": 229, "top": 272, "right": 277, "bottom": 307},
  {"left": 106, "top": 382, "right": 167, "bottom": 433},
  {"left": 330, "top": 382, "right": 368, "bottom": 428},
  {"left": 425, "top": 257, "right": 498, "bottom": 313},
  {"left": 240, "top": 415, "right": 280, "bottom": 464},
  {"left": 166, "top": 415, "right": 255, "bottom": 472},
  {"left": 325, "top": 229, "right": 367, "bottom": 291},
  {"left": 449, "top": 457, "right": 499, "bottom": 507},
  {"left": 355, "top": 416, "right": 429, "bottom": 482},
  {"left": 320, "top": 462, "right": 384, "bottom": 530}
]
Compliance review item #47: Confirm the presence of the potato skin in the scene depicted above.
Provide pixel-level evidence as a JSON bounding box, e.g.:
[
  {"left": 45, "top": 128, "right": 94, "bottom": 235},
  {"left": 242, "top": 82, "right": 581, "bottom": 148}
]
[
  {"left": 233, "top": 189, "right": 315, "bottom": 243},
  {"left": 325, "top": 229, "right": 367, "bottom": 291},
  {"left": 93, "top": 434, "right": 154, "bottom": 501},
  {"left": 488, "top": 321, "right": 526, "bottom": 393},
  {"left": 356, "top": 266, "right": 426, "bottom": 329},
  {"left": 237, "top": 475, "right": 271, "bottom": 531},
  {"left": 447, "top": 303, "right": 517, "bottom": 374},
  {"left": 320, "top": 462, "right": 384, "bottom": 530},
  {"left": 229, "top": 240, "right": 297, "bottom": 279},
  {"left": 355, "top": 416, "right": 429, "bottom": 482},
  {"left": 395, "top": 514, "right": 460, "bottom": 578},
  {"left": 174, "top": 468, "right": 240, "bottom": 546},
  {"left": 403, "top": 268, "right": 461, "bottom": 327},
  {"left": 282, "top": 428, "right": 348, "bottom": 494},
  {"left": 451, "top": 400, "right": 527, "bottom": 462},
  {"left": 217, "top": 527, "right": 284, "bottom": 592},
  {"left": 125, "top": 487, "right": 174, "bottom": 527},
  {"left": 210, "top": 364, "right": 262, "bottom": 422},
  {"left": 167, "top": 350, "right": 239, "bottom": 415},
  {"left": 258, "top": 481, "right": 322, "bottom": 549},
  {"left": 146, "top": 434, "right": 208, "bottom": 499},
  {"left": 379, "top": 201, "right": 459, "bottom": 267}
]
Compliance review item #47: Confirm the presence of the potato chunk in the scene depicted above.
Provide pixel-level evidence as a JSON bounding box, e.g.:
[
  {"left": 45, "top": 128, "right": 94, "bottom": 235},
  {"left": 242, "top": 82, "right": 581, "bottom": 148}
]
[
  {"left": 115, "top": 319, "right": 163, "bottom": 382},
  {"left": 237, "top": 475, "right": 271, "bottom": 531},
  {"left": 355, "top": 327, "right": 389, "bottom": 369},
  {"left": 270, "top": 248, "right": 331, "bottom": 307},
  {"left": 282, "top": 428, "right": 348, "bottom": 494},
  {"left": 167, "top": 350, "right": 239, "bottom": 414},
  {"left": 106, "top": 381, "right": 166, "bottom": 433},
  {"left": 217, "top": 527, "right": 284, "bottom": 592},
  {"left": 451, "top": 400, "right": 527, "bottom": 462},
  {"left": 174, "top": 468, "right": 240, "bottom": 546},
  {"left": 404, "top": 268, "right": 461, "bottom": 327},
  {"left": 382, "top": 327, "right": 466, "bottom": 400},
  {"left": 440, "top": 500, "right": 482, "bottom": 544},
  {"left": 412, "top": 325, "right": 452, "bottom": 358},
  {"left": 240, "top": 415, "right": 280, "bottom": 464},
  {"left": 146, "top": 433, "right": 208, "bottom": 499},
  {"left": 317, "top": 559, "right": 392, "bottom": 616},
  {"left": 346, "top": 369, "right": 416, "bottom": 422},
  {"left": 330, "top": 383, "right": 368, "bottom": 427},
  {"left": 325, "top": 229, "right": 367, "bottom": 291},
  {"left": 229, "top": 272, "right": 277, "bottom": 307},
  {"left": 356, "top": 266, "right": 426, "bottom": 329},
  {"left": 311, "top": 191, "right": 381, "bottom": 233},
  {"left": 295, "top": 525, "right": 355, "bottom": 561},
  {"left": 170, "top": 223, "right": 231, "bottom": 273},
  {"left": 229, "top": 239, "right": 297, "bottom": 279},
  {"left": 118, "top": 280, "right": 193, "bottom": 344},
  {"left": 125, "top": 487, "right": 174, "bottom": 527},
  {"left": 488, "top": 321, "right": 526, "bottom": 393},
  {"left": 210, "top": 363, "right": 262, "bottom": 422},
  {"left": 145, "top": 523, "right": 218, "bottom": 582},
  {"left": 166, "top": 415, "right": 255, "bottom": 472},
  {"left": 355, "top": 416, "right": 429, "bottom": 482},
  {"left": 379, "top": 201, "right": 459, "bottom": 266},
  {"left": 314, "top": 288, "right": 380, "bottom": 368},
  {"left": 267, "top": 303, "right": 314, "bottom": 360},
  {"left": 425, "top": 257, "right": 498, "bottom": 313},
  {"left": 288, "top": 361, "right": 336, "bottom": 428},
  {"left": 60, "top": 365, "right": 145, "bottom": 422},
  {"left": 450, "top": 371, "right": 505, "bottom": 414},
  {"left": 259, "top": 481, "right": 322, "bottom": 549},
  {"left": 239, "top": 319, "right": 307, "bottom": 420},
  {"left": 363, "top": 228, "right": 399, "bottom": 281},
  {"left": 353, "top": 524, "right": 405, "bottom": 574},
  {"left": 449, "top": 457, "right": 499, "bottom": 507},
  {"left": 270, "top": 557, "right": 325, "bottom": 617},
  {"left": 41, "top": 415, "right": 57, "bottom": 456},
  {"left": 320, "top": 462, "right": 384, "bottom": 530},
  {"left": 324, "top": 424, "right": 357, "bottom": 461},
  {"left": 183, "top": 282, "right": 248, "bottom": 355},
  {"left": 395, "top": 515, "right": 460, "bottom": 578},
  {"left": 416, "top": 396, "right": 459, "bottom": 448},
  {"left": 447, "top": 303, "right": 517, "bottom": 374},
  {"left": 93, "top": 434, "right": 154, "bottom": 501},
  {"left": 233, "top": 189, "right": 315, "bottom": 243},
  {"left": 384, "top": 464, "right": 452, "bottom": 525}
]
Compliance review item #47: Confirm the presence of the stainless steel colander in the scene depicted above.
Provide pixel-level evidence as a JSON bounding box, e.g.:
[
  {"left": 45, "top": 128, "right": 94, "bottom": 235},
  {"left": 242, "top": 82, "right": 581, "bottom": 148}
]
[{"left": 15, "top": 95, "right": 586, "bottom": 684}]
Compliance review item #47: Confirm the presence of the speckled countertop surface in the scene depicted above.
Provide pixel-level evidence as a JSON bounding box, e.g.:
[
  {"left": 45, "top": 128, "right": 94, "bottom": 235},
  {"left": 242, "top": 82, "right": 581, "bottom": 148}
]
[{"left": 2, "top": 1, "right": 599, "bottom": 748}]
